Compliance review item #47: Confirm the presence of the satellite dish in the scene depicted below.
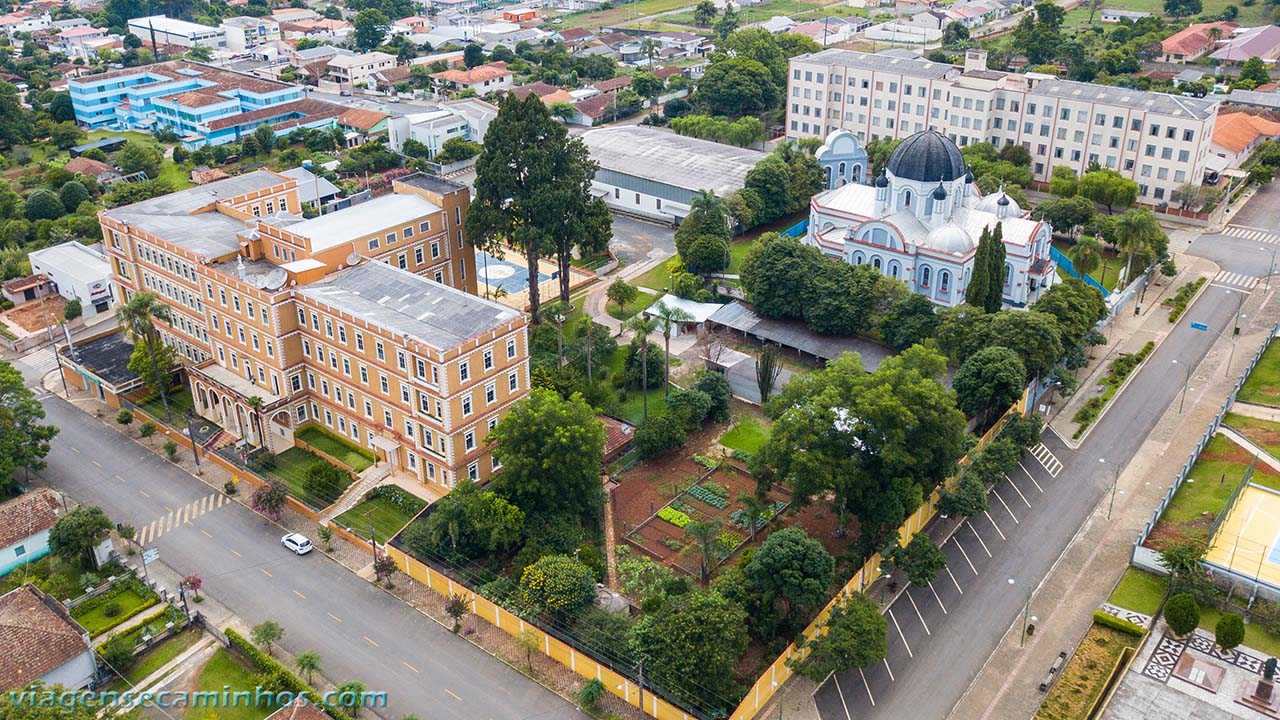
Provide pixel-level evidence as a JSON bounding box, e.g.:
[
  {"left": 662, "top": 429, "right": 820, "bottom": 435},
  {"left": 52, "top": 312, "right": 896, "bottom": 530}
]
[
  {"left": 264, "top": 268, "right": 288, "bottom": 291},
  {"left": 248, "top": 273, "right": 269, "bottom": 289},
  {"left": 346, "top": 252, "right": 361, "bottom": 266}
]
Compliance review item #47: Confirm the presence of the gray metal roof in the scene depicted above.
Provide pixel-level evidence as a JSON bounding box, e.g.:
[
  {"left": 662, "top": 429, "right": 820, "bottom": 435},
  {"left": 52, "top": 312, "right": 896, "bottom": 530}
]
[
  {"left": 708, "top": 300, "right": 893, "bottom": 367},
  {"left": 581, "top": 126, "right": 766, "bottom": 196},
  {"left": 102, "top": 170, "right": 288, "bottom": 259},
  {"left": 297, "top": 261, "right": 519, "bottom": 351},
  {"left": 1029, "top": 78, "right": 1219, "bottom": 120},
  {"left": 796, "top": 48, "right": 958, "bottom": 79},
  {"left": 1226, "top": 89, "right": 1280, "bottom": 111},
  {"left": 278, "top": 167, "right": 341, "bottom": 205}
]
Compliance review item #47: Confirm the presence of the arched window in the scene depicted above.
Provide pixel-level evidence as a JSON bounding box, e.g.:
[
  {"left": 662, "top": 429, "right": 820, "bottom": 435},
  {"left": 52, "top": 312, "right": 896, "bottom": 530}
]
[
  {"left": 852, "top": 164, "right": 863, "bottom": 184},
  {"left": 1005, "top": 263, "right": 1013, "bottom": 286},
  {"left": 872, "top": 256, "right": 882, "bottom": 270},
  {"left": 852, "top": 251, "right": 865, "bottom": 264},
  {"left": 888, "top": 261, "right": 900, "bottom": 279},
  {"left": 920, "top": 266, "right": 931, "bottom": 288},
  {"left": 924, "top": 195, "right": 935, "bottom": 216},
  {"left": 823, "top": 166, "right": 832, "bottom": 187},
  {"left": 838, "top": 161, "right": 846, "bottom": 178},
  {"left": 940, "top": 270, "right": 951, "bottom": 293},
  {"left": 902, "top": 189, "right": 913, "bottom": 209}
]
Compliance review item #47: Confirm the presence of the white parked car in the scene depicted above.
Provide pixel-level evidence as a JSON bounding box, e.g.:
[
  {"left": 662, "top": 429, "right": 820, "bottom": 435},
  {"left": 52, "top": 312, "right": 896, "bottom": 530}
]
[{"left": 281, "top": 533, "right": 313, "bottom": 555}]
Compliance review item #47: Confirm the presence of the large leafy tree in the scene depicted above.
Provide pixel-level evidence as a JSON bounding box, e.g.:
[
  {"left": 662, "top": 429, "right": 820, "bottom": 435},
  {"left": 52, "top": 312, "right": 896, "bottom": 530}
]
[
  {"left": 694, "top": 56, "right": 777, "bottom": 118},
  {"left": 488, "top": 389, "right": 605, "bottom": 523},
  {"left": 1078, "top": 168, "right": 1139, "bottom": 214},
  {"left": 740, "top": 233, "right": 824, "bottom": 319},
  {"left": 1033, "top": 196, "right": 1094, "bottom": 239},
  {"left": 1032, "top": 279, "right": 1107, "bottom": 352},
  {"left": 743, "top": 527, "right": 834, "bottom": 626},
  {"left": 629, "top": 590, "right": 749, "bottom": 710},
  {"left": 353, "top": 8, "right": 390, "bottom": 51},
  {"left": 743, "top": 154, "right": 791, "bottom": 225},
  {"left": 953, "top": 346, "right": 1026, "bottom": 423},
  {"left": 936, "top": 307, "right": 1064, "bottom": 380},
  {"left": 0, "top": 361, "right": 57, "bottom": 492},
  {"left": 468, "top": 94, "right": 601, "bottom": 318},
  {"left": 754, "top": 346, "right": 968, "bottom": 544},
  {"left": 1114, "top": 208, "right": 1166, "bottom": 282},
  {"left": 407, "top": 480, "right": 523, "bottom": 560},
  {"left": 49, "top": 506, "right": 112, "bottom": 568},
  {"left": 788, "top": 592, "right": 886, "bottom": 682},
  {"left": 518, "top": 554, "right": 596, "bottom": 615}
]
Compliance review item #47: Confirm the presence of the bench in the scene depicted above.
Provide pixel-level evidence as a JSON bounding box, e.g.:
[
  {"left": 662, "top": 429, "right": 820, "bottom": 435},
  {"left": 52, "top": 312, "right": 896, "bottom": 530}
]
[{"left": 1038, "top": 651, "right": 1069, "bottom": 693}]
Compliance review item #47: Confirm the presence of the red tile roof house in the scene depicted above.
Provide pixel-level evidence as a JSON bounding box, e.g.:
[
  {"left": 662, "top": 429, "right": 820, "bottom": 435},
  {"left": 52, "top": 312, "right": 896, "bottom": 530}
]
[
  {"left": 570, "top": 93, "right": 614, "bottom": 126},
  {"left": 598, "top": 415, "right": 636, "bottom": 463},
  {"left": 64, "top": 156, "right": 122, "bottom": 184},
  {"left": 0, "top": 489, "right": 62, "bottom": 575},
  {"left": 1159, "top": 22, "right": 1237, "bottom": 63},
  {"left": 0, "top": 584, "right": 96, "bottom": 691}
]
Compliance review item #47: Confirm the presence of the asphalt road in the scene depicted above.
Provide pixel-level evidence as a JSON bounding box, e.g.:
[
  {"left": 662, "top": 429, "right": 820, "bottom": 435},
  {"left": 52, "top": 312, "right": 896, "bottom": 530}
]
[
  {"left": 814, "top": 222, "right": 1266, "bottom": 720},
  {"left": 20, "top": 379, "right": 579, "bottom": 720}
]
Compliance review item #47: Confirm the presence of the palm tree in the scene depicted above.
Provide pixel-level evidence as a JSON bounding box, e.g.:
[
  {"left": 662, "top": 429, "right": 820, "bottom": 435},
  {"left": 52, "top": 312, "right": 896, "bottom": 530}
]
[
  {"left": 626, "top": 314, "right": 660, "bottom": 422},
  {"left": 653, "top": 302, "right": 693, "bottom": 401},
  {"left": 1114, "top": 209, "right": 1164, "bottom": 286},
  {"left": 683, "top": 519, "right": 723, "bottom": 584},
  {"left": 117, "top": 291, "right": 174, "bottom": 422},
  {"left": 246, "top": 395, "right": 265, "bottom": 451},
  {"left": 294, "top": 652, "right": 322, "bottom": 685},
  {"left": 689, "top": 189, "right": 724, "bottom": 217},
  {"left": 736, "top": 493, "right": 769, "bottom": 543},
  {"left": 1068, "top": 235, "right": 1104, "bottom": 283}
]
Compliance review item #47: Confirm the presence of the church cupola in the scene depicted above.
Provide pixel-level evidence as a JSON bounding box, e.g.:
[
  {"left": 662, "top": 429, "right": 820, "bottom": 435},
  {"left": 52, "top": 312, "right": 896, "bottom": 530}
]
[
  {"left": 874, "top": 172, "right": 889, "bottom": 213},
  {"left": 931, "top": 181, "right": 948, "bottom": 224}
]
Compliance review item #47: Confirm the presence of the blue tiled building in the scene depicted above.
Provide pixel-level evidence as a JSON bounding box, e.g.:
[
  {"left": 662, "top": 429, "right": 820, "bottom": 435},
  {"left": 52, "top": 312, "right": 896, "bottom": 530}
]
[{"left": 68, "top": 60, "right": 342, "bottom": 148}]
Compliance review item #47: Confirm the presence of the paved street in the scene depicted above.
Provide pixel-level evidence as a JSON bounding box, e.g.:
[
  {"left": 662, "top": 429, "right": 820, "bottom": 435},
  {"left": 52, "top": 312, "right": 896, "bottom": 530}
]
[
  {"left": 19, "top": 372, "right": 578, "bottom": 720},
  {"left": 812, "top": 210, "right": 1268, "bottom": 720}
]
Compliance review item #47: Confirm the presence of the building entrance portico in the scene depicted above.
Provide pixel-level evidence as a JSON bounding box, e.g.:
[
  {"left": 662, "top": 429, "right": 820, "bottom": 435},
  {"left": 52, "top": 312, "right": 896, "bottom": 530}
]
[{"left": 189, "top": 361, "right": 292, "bottom": 454}]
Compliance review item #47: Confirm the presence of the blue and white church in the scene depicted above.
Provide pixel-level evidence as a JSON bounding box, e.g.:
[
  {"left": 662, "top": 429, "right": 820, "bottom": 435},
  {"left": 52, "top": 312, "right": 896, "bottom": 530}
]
[{"left": 807, "top": 129, "right": 1057, "bottom": 308}]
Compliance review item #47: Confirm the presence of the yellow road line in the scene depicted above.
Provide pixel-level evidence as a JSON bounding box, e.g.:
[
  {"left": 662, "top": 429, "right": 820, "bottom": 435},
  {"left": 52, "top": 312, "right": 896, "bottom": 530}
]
[
  {"left": 401, "top": 662, "right": 419, "bottom": 673},
  {"left": 259, "top": 568, "right": 272, "bottom": 577},
  {"left": 229, "top": 549, "right": 242, "bottom": 557},
  {"left": 292, "top": 590, "right": 306, "bottom": 600},
  {"left": 200, "top": 529, "right": 213, "bottom": 538},
  {"left": 327, "top": 613, "right": 342, "bottom": 623},
  {"left": 445, "top": 690, "right": 462, "bottom": 702},
  {"left": 363, "top": 635, "right": 379, "bottom": 647}
]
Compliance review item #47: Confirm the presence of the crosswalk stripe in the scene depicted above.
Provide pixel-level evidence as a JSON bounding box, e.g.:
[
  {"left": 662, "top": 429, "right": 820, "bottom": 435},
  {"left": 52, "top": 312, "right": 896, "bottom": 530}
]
[
  {"left": 21, "top": 348, "right": 58, "bottom": 375},
  {"left": 1224, "top": 226, "right": 1280, "bottom": 244},
  {"left": 137, "top": 493, "right": 225, "bottom": 545},
  {"left": 1214, "top": 270, "right": 1258, "bottom": 289}
]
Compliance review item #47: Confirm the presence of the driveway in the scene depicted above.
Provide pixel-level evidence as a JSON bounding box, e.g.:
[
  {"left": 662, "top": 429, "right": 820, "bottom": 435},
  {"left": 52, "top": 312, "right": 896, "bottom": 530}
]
[
  {"left": 610, "top": 213, "right": 675, "bottom": 267},
  {"left": 19, "top": 367, "right": 578, "bottom": 720}
]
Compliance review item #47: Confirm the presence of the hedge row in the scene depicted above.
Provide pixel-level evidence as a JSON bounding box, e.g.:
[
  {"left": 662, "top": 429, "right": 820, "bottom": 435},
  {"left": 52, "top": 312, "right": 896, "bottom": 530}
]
[
  {"left": 1165, "top": 277, "right": 1207, "bottom": 324},
  {"left": 224, "top": 628, "right": 353, "bottom": 720},
  {"left": 1092, "top": 609, "right": 1146, "bottom": 637}
]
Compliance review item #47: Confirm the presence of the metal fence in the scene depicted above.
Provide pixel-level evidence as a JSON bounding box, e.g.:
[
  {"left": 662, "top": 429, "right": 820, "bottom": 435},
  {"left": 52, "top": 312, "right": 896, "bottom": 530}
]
[
  {"left": 1130, "top": 318, "right": 1280, "bottom": 571},
  {"left": 780, "top": 219, "right": 808, "bottom": 239},
  {"left": 1049, "top": 245, "right": 1108, "bottom": 295}
]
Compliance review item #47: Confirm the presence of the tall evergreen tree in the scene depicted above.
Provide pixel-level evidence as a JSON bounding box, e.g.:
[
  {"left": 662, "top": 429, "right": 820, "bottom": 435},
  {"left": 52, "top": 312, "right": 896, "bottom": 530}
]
[
  {"left": 965, "top": 226, "right": 993, "bottom": 309},
  {"left": 986, "top": 223, "right": 1007, "bottom": 312}
]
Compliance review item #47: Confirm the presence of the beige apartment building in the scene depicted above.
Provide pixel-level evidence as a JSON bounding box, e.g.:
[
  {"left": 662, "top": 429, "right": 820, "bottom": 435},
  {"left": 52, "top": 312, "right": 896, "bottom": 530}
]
[
  {"left": 98, "top": 170, "right": 526, "bottom": 489},
  {"left": 786, "top": 48, "right": 1221, "bottom": 205}
]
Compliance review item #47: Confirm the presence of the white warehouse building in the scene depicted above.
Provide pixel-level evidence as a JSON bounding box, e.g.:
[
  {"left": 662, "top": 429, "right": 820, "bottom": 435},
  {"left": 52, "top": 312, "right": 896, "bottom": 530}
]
[
  {"left": 28, "top": 242, "right": 116, "bottom": 317},
  {"left": 128, "top": 15, "right": 226, "bottom": 49},
  {"left": 580, "top": 126, "right": 766, "bottom": 225}
]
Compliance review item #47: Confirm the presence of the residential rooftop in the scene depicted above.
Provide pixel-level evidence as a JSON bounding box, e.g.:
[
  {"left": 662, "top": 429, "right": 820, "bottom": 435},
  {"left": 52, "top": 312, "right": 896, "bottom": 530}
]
[
  {"left": 796, "top": 48, "right": 959, "bottom": 79},
  {"left": 0, "top": 489, "right": 61, "bottom": 550},
  {"left": 297, "top": 261, "right": 520, "bottom": 351},
  {"left": 580, "top": 126, "right": 766, "bottom": 196},
  {"left": 0, "top": 585, "right": 91, "bottom": 690},
  {"left": 28, "top": 242, "right": 109, "bottom": 287}
]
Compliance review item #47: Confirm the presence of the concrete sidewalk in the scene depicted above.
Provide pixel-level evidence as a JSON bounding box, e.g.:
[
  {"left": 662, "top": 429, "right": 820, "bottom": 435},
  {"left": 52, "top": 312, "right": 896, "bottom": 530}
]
[
  {"left": 1049, "top": 253, "right": 1217, "bottom": 446},
  {"left": 950, "top": 278, "right": 1280, "bottom": 720}
]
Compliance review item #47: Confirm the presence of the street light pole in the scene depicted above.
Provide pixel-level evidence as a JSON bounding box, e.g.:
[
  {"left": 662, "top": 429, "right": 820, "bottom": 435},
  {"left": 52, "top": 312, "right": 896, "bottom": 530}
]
[
  {"left": 1265, "top": 246, "right": 1276, "bottom": 293},
  {"left": 1173, "top": 359, "right": 1191, "bottom": 414},
  {"left": 1008, "top": 578, "right": 1032, "bottom": 647},
  {"left": 1100, "top": 457, "right": 1121, "bottom": 519},
  {"left": 185, "top": 411, "right": 202, "bottom": 475}
]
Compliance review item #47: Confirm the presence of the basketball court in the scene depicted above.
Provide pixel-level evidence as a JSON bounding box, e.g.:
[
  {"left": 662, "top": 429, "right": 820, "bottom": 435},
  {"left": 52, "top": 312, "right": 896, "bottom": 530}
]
[{"left": 1205, "top": 483, "right": 1280, "bottom": 590}]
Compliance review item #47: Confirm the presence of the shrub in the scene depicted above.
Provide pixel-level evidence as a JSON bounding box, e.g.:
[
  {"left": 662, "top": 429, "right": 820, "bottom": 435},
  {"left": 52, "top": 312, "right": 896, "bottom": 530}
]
[
  {"left": 224, "top": 629, "right": 353, "bottom": 720},
  {"left": 1164, "top": 593, "right": 1200, "bottom": 636},
  {"left": 636, "top": 412, "right": 687, "bottom": 457},
  {"left": 1092, "top": 610, "right": 1145, "bottom": 637},
  {"left": 302, "top": 462, "right": 351, "bottom": 505},
  {"left": 577, "top": 678, "right": 605, "bottom": 709},
  {"left": 99, "top": 634, "right": 136, "bottom": 671},
  {"left": 1166, "top": 278, "right": 1207, "bottom": 323},
  {"left": 1215, "top": 612, "right": 1245, "bottom": 651},
  {"left": 102, "top": 602, "right": 123, "bottom": 618}
]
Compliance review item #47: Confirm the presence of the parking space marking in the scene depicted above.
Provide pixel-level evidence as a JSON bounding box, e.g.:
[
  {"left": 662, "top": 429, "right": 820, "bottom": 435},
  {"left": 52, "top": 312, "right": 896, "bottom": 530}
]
[
  {"left": 968, "top": 523, "right": 993, "bottom": 557},
  {"left": 887, "top": 609, "right": 913, "bottom": 658},
  {"left": 70, "top": 447, "right": 79, "bottom": 454},
  {"left": 1004, "top": 475, "right": 1032, "bottom": 507},
  {"left": 138, "top": 490, "right": 150, "bottom": 498},
  {"left": 1019, "top": 462, "right": 1045, "bottom": 493},
  {"left": 982, "top": 511, "right": 1007, "bottom": 540},
  {"left": 833, "top": 674, "right": 853, "bottom": 719},
  {"left": 115, "top": 474, "right": 126, "bottom": 483},
  {"left": 883, "top": 658, "right": 895, "bottom": 682},
  {"left": 991, "top": 488, "right": 1020, "bottom": 524},
  {"left": 927, "top": 580, "right": 948, "bottom": 613},
  {"left": 858, "top": 669, "right": 875, "bottom": 707},
  {"left": 1031, "top": 443, "right": 1063, "bottom": 477},
  {"left": 200, "top": 529, "right": 212, "bottom": 538},
  {"left": 953, "top": 538, "right": 979, "bottom": 574},
  {"left": 906, "top": 591, "right": 931, "bottom": 636}
]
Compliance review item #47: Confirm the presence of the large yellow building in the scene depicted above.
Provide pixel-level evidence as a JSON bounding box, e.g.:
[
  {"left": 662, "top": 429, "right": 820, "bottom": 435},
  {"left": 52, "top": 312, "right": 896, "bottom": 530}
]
[{"left": 99, "top": 170, "right": 528, "bottom": 489}]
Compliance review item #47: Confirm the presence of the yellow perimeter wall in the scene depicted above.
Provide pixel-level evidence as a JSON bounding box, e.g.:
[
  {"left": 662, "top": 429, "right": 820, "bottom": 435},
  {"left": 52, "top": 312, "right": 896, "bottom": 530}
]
[{"left": 386, "top": 389, "right": 1030, "bottom": 720}]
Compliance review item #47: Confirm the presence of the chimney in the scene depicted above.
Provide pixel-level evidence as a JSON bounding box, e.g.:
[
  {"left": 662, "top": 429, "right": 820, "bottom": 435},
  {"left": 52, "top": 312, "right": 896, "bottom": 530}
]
[{"left": 964, "top": 48, "right": 988, "bottom": 73}]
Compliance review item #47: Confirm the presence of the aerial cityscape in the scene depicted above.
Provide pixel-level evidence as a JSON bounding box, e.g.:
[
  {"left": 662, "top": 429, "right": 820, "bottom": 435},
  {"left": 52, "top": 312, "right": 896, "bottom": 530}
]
[{"left": 1, "top": 0, "right": 1280, "bottom": 718}]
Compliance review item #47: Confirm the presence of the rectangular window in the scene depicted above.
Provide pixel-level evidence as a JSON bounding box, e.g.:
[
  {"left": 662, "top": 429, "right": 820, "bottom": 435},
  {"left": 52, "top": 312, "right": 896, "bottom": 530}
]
[
  {"left": 384, "top": 410, "right": 393, "bottom": 428},
  {"left": 508, "top": 371, "right": 518, "bottom": 393},
  {"left": 364, "top": 400, "right": 373, "bottom": 418},
  {"left": 462, "top": 395, "right": 473, "bottom": 416},
  {"left": 360, "top": 366, "right": 369, "bottom": 384},
  {"left": 376, "top": 342, "right": 385, "bottom": 361},
  {"left": 386, "top": 232, "right": 397, "bottom": 245},
  {"left": 355, "top": 332, "right": 364, "bottom": 351},
  {"left": 483, "top": 349, "right": 493, "bottom": 371},
  {"left": 380, "top": 375, "right": 389, "bottom": 394},
  {"left": 485, "top": 384, "right": 496, "bottom": 404},
  {"left": 415, "top": 247, "right": 424, "bottom": 265},
  {"left": 465, "top": 431, "right": 475, "bottom": 451}
]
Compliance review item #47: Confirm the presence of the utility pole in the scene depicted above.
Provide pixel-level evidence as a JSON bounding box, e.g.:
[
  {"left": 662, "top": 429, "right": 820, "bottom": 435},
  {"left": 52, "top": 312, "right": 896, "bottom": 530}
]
[
  {"left": 185, "top": 411, "right": 202, "bottom": 474},
  {"left": 636, "top": 658, "right": 645, "bottom": 718},
  {"left": 366, "top": 509, "right": 377, "bottom": 564}
]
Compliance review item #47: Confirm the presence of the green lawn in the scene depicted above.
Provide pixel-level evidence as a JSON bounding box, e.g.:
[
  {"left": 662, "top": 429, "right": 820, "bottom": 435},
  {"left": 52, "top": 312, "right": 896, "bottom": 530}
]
[
  {"left": 1052, "top": 239, "right": 1122, "bottom": 292},
  {"left": 720, "top": 416, "right": 770, "bottom": 454},
  {"left": 1063, "top": 0, "right": 1271, "bottom": 27},
  {"left": 334, "top": 494, "right": 427, "bottom": 543},
  {"left": 632, "top": 261, "right": 679, "bottom": 294},
  {"left": 265, "top": 447, "right": 353, "bottom": 509},
  {"left": 1224, "top": 412, "right": 1280, "bottom": 461},
  {"left": 113, "top": 628, "right": 203, "bottom": 687},
  {"left": 1161, "top": 435, "right": 1264, "bottom": 526},
  {"left": 85, "top": 129, "right": 167, "bottom": 146},
  {"left": 1108, "top": 568, "right": 1167, "bottom": 616},
  {"left": 0, "top": 555, "right": 118, "bottom": 599},
  {"left": 607, "top": 290, "right": 655, "bottom": 322},
  {"left": 155, "top": 160, "right": 195, "bottom": 190},
  {"left": 616, "top": 386, "right": 669, "bottom": 426},
  {"left": 72, "top": 585, "right": 160, "bottom": 637},
  {"left": 1199, "top": 605, "right": 1280, "bottom": 657},
  {"left": 555, "top": 0, "right": 707, "bottom": 29},
  {"left": 726, "top": 239, "right": 755, "bottom": 276},
  {"left": 1238, "top": 343, "right": 1280, "bottom": 408},
  {"left": 135, "top": 386, "right": 195, "bottom": 424},
  {"left": 188, "top": 649, "right": 271, "bottom": 720},
  {"left": 663, "top": 0, "right": 825, "bottom": 25},
  {"left": 296, "top": 425, "right": 375, "bottom": 471}
]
